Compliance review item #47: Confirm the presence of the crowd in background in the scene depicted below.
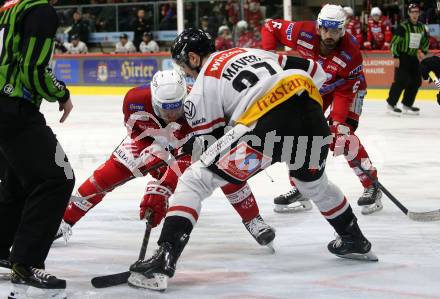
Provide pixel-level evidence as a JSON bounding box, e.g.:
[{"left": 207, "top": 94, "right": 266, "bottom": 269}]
[{"left": 51, "top": 0, "right": 440, "bottom": 54}]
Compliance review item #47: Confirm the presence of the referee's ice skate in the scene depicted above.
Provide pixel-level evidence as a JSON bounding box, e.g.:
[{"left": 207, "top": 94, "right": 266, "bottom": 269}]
[{"left": 8, "top": 264, "right": 66, "bottom": 299}]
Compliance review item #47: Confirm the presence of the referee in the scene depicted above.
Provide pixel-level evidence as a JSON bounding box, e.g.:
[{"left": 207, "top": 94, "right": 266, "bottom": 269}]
[
  {"left": 0, "top": 0, "right": 75, "bottom": 296},
  {"left": 386, "top": 3, "right": 429, "bottom": 115}
]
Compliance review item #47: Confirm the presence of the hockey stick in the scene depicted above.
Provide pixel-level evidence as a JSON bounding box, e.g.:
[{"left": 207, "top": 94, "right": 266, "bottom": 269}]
[
  {"left": 71, "top": 153, "right": 186, "bottom": 203},
  {"left": 91, "top": 211, "right": 153, "bottom": 288},
  {"left": 354, "top": 160, "right": 440, "bottom": 221}
]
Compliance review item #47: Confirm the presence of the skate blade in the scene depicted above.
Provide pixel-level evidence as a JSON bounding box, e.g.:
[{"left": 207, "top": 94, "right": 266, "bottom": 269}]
[
  {"left": 128, "top": 272, "right": 168, "bottom": 291},
  {"left": 273, "top": 202, "right": 313, "bottom": 213},
  {"left": 361, "top": 204, "right": 383, "bottom": 215},
  {"left": 265, "top": 241, "right": 276, "bottom": 254},
  {"left": 335, "top": 250, "right": 378, "bottom": 262},
  {"left": 9, "top": 284, "right": 67, "bottom": 299}
]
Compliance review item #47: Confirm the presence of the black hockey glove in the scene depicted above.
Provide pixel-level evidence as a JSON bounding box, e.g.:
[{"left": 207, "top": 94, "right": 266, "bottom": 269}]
[{"left": 437, "top": 92, "right": 440, "bottom": 106}]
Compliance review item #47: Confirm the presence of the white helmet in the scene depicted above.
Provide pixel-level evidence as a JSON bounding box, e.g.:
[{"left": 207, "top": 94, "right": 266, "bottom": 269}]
[
  {"left": 317, "top": 4, "right": 346, "bottom": 36},
  {"left": 371, "top": 7, "right": 382, "bottom": 17},
  {"left": 236, "top": 20, "right": 248, "bottom": 32},
  {"left": 218, "top": 25, "right": 230, "bottom": 35},
  {"left": 151, "top": 69, "right": 187, "bottom": 122},
  {"left": 343, "top": 6, "right": 354, "bottom": 17}
]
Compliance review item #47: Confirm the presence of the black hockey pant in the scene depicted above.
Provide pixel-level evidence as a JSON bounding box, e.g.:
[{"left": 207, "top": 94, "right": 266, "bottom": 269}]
[
  {"left": 387, "top": 54, "right": 422, "bottom": 107},
  {"left": 0, "top": 96, "right": 75, "bottom": 268}
]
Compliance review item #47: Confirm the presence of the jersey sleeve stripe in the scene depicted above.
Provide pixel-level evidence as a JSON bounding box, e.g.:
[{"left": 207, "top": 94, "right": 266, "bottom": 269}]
[{"left": 190, "top": 117, "right": 226, "bottom": 135}]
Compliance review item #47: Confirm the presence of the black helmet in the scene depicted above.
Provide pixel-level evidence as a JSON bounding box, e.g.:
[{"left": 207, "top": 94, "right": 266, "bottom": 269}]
[{"left": 171, "top": 28, "right": 215, "bottom": 66}]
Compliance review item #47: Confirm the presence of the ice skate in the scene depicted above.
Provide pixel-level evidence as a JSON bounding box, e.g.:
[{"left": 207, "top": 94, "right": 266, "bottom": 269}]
[
  {"left": 361, "top": 197, "right": 383, "bottom": 215},
  {"left": 273, "top": 187, "right": 313, "bottom": 213},
  {"left": 358, "top": 185, "right": 382, "bottom": 205},
  {"left": 402, "top": 105, "right": 420, "bottom": 115},
  {"left": 243, "top": 215, "right": 276, "bottom": 251},
  {"left": 8, "top": 264, "right": 66, "bottom": 299},
  {"left": 387, "top": 104, "right": 402, "bottom": 116},
  {"left": 129, "top": 234, "right": 189, "bottom": 291},
  {"left": 328, "top": 218, "right": 378, "bottom": 262},
  {"left": 54, "top": 220, "right": 72, "bottom": 244}
]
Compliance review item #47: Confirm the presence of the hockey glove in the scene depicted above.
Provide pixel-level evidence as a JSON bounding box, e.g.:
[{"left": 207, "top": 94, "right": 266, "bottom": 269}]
[
  {"left": 330, "top": 123, "right": 352, "bottom": 157},
  {"left": 437, "top": 92, "right": 440, "bottom": 106},
  {"left": 140, "top": 181, "right": 172, "bottom": 227}
]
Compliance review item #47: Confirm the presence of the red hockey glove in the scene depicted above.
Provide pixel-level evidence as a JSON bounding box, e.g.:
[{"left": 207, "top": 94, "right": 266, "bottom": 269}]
[
  {"left": 330, "top": 123, "right": 352, "bottom": 157},
  {"left": 140, "top": 181, "right": 172, "bottom": 227}
]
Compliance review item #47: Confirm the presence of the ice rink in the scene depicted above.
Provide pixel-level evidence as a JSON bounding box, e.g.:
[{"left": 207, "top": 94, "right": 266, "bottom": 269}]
[{"left": 1, "top": 95, "right": 440, "bottom": 299}]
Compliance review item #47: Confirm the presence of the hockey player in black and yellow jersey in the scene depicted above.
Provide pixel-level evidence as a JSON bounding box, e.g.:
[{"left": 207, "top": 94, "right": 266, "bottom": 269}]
[{"left": 0, "top": 1, "right": 75, "bottom": 298}]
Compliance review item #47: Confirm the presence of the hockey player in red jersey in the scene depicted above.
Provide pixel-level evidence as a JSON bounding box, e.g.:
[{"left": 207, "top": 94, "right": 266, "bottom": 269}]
[
  {"left": 261, "top": 4, "right": 383, "bottom": 215},
  {"left": 56, "top": 69, "right": 275, "bottom": 247},
  {"left": 343, "top": 6, "right": 363, "bottom": 46},
  {"left": 364, "top": 7, "right": 392, "bottom": 50}
]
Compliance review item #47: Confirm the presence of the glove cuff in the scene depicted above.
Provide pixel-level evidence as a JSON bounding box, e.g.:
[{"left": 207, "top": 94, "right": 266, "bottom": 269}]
[{"left": 145, "top": 181, "right": 173, "bottom": 199}]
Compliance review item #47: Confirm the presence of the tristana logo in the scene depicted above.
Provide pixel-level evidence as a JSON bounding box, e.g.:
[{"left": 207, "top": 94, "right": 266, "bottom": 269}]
[{"left": 205, "top": 48, "right": 247, "bottom": 78}]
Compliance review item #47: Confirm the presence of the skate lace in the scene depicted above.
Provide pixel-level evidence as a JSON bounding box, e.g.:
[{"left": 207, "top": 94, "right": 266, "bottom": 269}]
[
  {"left": 58, "top": 220, "right": 73, "bottom": 244},
  {"left": 282, "top": 188, "right": 298, "bottom": 199},
  {"left": 245, "top": 217, "right": 269, "bottom": 237},
  {"left": 362, "top": 186, "right": 375, "bottom": 197},
  {"left": 333, "top": 234, "right": 343, "bottom": 248},
  {"left": 32, "top": 268, "right": 53, "bottom": 280}
]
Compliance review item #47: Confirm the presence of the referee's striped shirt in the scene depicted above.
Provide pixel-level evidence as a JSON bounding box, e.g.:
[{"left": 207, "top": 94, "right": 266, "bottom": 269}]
[{"left": 391, "top": 20, "right": 429, "bottom": 58}]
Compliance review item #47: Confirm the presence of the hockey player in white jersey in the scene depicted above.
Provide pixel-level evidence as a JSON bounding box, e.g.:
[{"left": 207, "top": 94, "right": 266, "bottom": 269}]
[{"left": 128, "top": 29, "right": 378, "bottom": 291}]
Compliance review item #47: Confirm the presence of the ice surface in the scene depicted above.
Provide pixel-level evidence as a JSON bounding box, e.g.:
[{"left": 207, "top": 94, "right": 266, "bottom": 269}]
[{"left": 1, "top": 96, "right": 440, "bottom": 298}]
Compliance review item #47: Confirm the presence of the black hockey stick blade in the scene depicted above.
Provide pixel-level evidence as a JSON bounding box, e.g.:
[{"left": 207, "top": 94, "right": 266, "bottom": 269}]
[
  {"left": 354, "top": 160, "right": 440, "bottom": 221},
  {"left": 91, "top": 271, "right": 130, "bottom": 288},
  {"left": 91, "top": 212, "right": 153, "bottom": 288}
]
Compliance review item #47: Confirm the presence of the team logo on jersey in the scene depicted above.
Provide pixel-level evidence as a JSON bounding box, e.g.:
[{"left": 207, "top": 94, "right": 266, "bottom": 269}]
[
  {"left": 332, "top": 56, "right": 347, "bottom": 68},
  {"left": 299, "top": 31, "right": 313, "bottom": 41},
  {"left": 216, "top": 142, "right": 271, "bottom": 181},
  {"left": 3, "top": 84, "right": 14, "bottom": 95},
  {"left": 184, "top": 100, "right": 197, "bottom": 120},
  {"left": 205, "top": 48, "right": 247, "bottom": 79},
  {"left": 128, "top": 103, "right": 145, "bottom": 112},
  {"left": 97, "top": 63, "right": 108, "bottom": 82},
  {"left": 286, "top": 23, "right": 295, "bottom": 41}
]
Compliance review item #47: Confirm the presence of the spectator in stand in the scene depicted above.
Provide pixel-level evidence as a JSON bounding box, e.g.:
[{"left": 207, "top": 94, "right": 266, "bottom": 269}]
[
  {"left": 115, "top": 33, "right": 136, "bottom": 54},
  {"left": 139, "top": 31, "right": 159, "bottom": 53},
  {"left": 199, "top": 16, "right": 217, "bottom": 38},
  {"left": 236, "top": 20, "right": 260, "bottom": 48},
  {"left": 159, "top": 2, "right": 176, "bottom": 30},
  {"left": 364, "top": 7, "right": 393, "bottom": 50},
  {"left": 245, "top": 0, "right": 262, "bottom": 26},
  {"left": 215, "top": 25, "right": 233, "bottom": 51},
  {"left": 68, "top": 11, "right": 90, "bottom": 44},
  {"left": 225, "top": 0, "right": 240, "bottom": 25},
  {"left": 344, "top": 6, "right": 363, "bottom": 46},
  {"left": 132, "top": 9, "right": 151, "bottom": 51},
  {"left": 184, "top": 2, "right": 196, "bottom": 28},
  {"left": 64, "top": 34, "right": 88, "bottom": 54}
]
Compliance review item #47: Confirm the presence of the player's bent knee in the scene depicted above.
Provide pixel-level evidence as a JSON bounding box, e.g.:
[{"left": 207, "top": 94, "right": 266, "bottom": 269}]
[{"left": 293, "top": 173, "right": 344, "bottom": 210}]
